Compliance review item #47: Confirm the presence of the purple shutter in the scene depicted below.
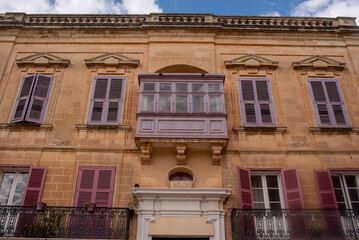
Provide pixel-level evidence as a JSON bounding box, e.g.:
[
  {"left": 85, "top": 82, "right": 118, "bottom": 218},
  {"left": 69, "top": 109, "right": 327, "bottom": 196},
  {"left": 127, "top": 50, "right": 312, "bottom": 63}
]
[
  {"left": 281, "top": 168, "right": 304, "bottom": 209},
  {"left": 314, "top": 170, "right": 338, "bottom": 209},
  {"left": 74, "top": 167, "right": 116, "bottom": 207},
  {"left": 25, "top": 74, "right": 54, "bottom": 123},
  {"left": 22, "top": 166, "right": 47, "bottom": 206},
  {"left": 11, "top": 75, "right": 36, "bottom": 123},
  {"left": 240, "top": 80, "right": 257, "bottom": 125},
  {"left": 308, "top": 79, "right": 350, "bottom": 127},
  {"left": 237, "top": 167, "right": 253, "bottom": 209}
]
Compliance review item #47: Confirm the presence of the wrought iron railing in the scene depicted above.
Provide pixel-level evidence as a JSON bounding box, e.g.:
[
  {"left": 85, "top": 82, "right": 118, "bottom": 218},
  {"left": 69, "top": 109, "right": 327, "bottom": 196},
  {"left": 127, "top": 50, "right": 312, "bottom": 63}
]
[
  {"left": 231, "top": 209, "right": 359, "bottom": 240},
  {"left": 0, "top": 206, "right": 130, "bottom": 239}
]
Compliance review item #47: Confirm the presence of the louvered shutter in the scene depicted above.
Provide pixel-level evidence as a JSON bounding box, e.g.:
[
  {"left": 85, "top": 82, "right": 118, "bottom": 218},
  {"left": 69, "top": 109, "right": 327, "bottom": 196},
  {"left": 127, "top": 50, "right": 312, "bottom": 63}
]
[
  {"left": 11, "top": 75, "right": 36, "bottom": 123},
  {"left": 239, "top": 78, "right": 276, "bottom": 127},
  {"left": 74, "top": 167, "right": 116, "bottom": 207},
  {"left": 314, "top": 170, "right": 338, "bottom": 209},
  {"left": 308, "top": 79, "right": 350, "bottom": 127},
  {"left": 25, "top": 74, "right": 54, "bottom": 123},
  {"left": 237, "top": 167, "right": 253, "bottom": 209},
  {"left": 281, "top": 168, "right": 304, "bottom": 209},
  {"left": 88, "top": 77, "right": 125, "bottom": 125},
  {"left": 22, "top": 166, "right": 47, "bottom": 206}
]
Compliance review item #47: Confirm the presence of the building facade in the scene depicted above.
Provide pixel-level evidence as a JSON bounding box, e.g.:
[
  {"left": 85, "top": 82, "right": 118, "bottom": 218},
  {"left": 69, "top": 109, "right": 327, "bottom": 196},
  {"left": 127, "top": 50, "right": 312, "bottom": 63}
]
[{"left": 0, "top": 12, "right": 359, "bottom": 239}]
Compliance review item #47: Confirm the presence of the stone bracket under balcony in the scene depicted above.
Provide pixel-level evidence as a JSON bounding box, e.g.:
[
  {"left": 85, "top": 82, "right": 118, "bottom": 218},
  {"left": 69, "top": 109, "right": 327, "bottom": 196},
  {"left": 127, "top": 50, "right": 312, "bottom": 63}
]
[{"left": 135, "top": 138, "right": 228, "bottom": 165}]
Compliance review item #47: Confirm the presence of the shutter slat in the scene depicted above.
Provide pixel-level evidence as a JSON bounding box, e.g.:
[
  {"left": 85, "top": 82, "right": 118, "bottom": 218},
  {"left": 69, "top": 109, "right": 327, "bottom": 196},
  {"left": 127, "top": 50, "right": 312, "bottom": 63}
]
[
  {"left": 314, "top": 170, "right": 338, "bottom": 209},
  {"left": 241, "top": 81, "right": 255, "bottom": 101},
  {"left": 22, "top": 167, "right": 47, "bottom": 206},
  {"left": 260, "top": 104, "right": 272, "bottom": 123},
  {"left": 325, "top": 82, "right": 340, "bottom": 102},
  {"left": 311, "top": 82, "right": 326, "bottom": 102},
  {"left": 237, "top": 167, "right": 253, "bottom": 209},
  {"left": 256, "top": 81, "right": 269, "bottom": 101},
  {"left": 281, "top": 168, "right": 304, "bottom": 209},
  {"left": 245, "top": 104, "right": 256, "bottom": 123},
  {"left": 109, "top": 79, "right": 123, "bottom": 99},
  {"left": 317, "top": 104, "right": 330, "bottom": 124},
  {"left": 12, "top": 75, "right": 36, "bottom": 122},
  {"left": 332, "top": 105, "right": 346, "bottom": 124},
  {"left": 94, "top": 79, "right": 108, "bottom": 98}
]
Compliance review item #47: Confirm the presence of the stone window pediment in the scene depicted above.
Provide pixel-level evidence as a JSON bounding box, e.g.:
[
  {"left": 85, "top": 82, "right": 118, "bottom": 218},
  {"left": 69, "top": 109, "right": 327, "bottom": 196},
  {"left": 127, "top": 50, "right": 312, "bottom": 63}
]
[
  {"left": 292, "top": 55, "right": 345, "bottom": 76},
  {"left": 16, "top": 52, "right": 70, "bottom": 73},
  {"left": 224, "top": 54, "right": 279, "bottom": 75},
  {"left": 85, "top": 52, "right": 139, "bottom": 68}
]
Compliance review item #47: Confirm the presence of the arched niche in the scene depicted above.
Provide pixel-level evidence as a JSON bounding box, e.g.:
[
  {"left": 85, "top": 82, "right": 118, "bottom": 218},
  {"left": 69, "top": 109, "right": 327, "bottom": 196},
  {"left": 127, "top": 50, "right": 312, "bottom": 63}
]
[{"left": 155, "top": 64, "right": 208, "bottom": 74}]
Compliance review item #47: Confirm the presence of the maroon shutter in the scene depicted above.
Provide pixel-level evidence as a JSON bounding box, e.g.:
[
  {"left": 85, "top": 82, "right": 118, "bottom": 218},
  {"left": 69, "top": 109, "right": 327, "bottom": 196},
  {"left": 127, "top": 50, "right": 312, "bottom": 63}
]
[
  {"left": 281, "top": 168, "right": 304, "bottom": 209},
  {"left": 74, "top": 167, "right": 116, "bottom": 207},
  {"left": 237, "top": 167, "right": 253, "bottom": 209},
  {"left": 25, "top": 74, "right": 54, "bottom": 123},
  {"left": 314, "top": 170, "right": 338, "bottom": 209},
  {"left": 22, "top": 166, "right": 47, "bottom": 206},
  {"left": 11, "top": 75, "right": 36, "bottom": 122}
]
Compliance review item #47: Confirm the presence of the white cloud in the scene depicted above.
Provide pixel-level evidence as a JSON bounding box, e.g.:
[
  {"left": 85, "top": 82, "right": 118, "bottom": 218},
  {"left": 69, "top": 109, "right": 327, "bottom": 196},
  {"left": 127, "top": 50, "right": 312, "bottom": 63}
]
[
  {"left": 261, "top": 11, "right": 281, "bottom": 17},
  {"left": 291, "top": 0, "right": 359, "bottom": 24},
  {"left": 0, "top": 0, "right": 162, "bottom": 14}
]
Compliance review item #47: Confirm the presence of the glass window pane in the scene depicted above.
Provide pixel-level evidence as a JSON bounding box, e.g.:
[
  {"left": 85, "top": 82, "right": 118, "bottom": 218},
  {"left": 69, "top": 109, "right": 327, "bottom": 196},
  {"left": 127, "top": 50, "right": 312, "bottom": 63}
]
[
  {"left": 159, "top": 95, "right": 171, "bottom": 112},
  {"left": 331, "top": 176, "right": 341, "bottom": 188},
  {"left": 334, "top": 189, "right": 345, "bottom": 203},
  {"left": 266, "top": 175, "right": 279, "bottom": 188},
  {"left": 176, "top": 96, "right": 188, "bottom": 112},
  {"left": 192, "top": 84, "right": 204, "bottom": 92},
  {"left": 254, "top": 202, "right": 265, "bottom": 209},
  {"left": 176, "top": 83, "right": 187, "bottom": 92},
  {"left": 142, "top": 95, "right": 155, "bottom": 111},
  {"left": 268, "top": 189, "right": 280, "bottom": 201},
  {"left": 11, "top": 173, "right": 28, "bottom": 206},
  {"left": 209, "top": 96, "right": 221, "bottom": 112},
  {"left": 345, "top": 176, "right": 357, "bottom": 188},
  {"left": 251, "top": 176, "right": 262, "bottom": 188},
  {"left": 160, "top": 83, "right": 171, "bottom": 92},
  {"left": 252, "top": 189, "right": 264, "bottom": 202},
  {"left": 0, "top": 173, "right": 15, "bottom": 205},
  {"left": 352, "top": 203, "right": 359, "bottom": 214},
  {"left": 208, "top": 84, "right": 220, "bottom": 92},
  {"left": 143, "top": 83, "right": 155, "bottom": 91},
  {"left": 348, "top": 189, "right": 359, "bottom": 202},
  {"left": 193, "top": 96, "right": 204, "bottom": 112},
  {"left": 270, "top": 203, "right": 282, "bottom": 210}
]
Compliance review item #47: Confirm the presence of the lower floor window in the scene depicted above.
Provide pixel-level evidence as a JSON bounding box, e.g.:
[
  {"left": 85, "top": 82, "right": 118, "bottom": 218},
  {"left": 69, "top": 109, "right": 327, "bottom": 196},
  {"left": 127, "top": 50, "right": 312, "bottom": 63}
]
[
  {"left": 0, "top": 171, "right": 28, "bottom": 205},
  {"left": 332, "top": 173, "right": 359, "bottom": 213}
]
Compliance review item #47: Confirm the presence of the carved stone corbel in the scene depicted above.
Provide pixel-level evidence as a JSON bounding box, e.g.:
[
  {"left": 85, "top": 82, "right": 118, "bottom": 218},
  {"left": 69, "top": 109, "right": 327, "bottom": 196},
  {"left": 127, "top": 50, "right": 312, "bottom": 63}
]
[
  {"left": 140, "top": 143, "right": 152, "bottom": 165},
  {"left": 211, "top": 144, "right": 223, "bottom": 165},
  {"left": 176, "top": 144, "right": 186, "bottom": 165}
]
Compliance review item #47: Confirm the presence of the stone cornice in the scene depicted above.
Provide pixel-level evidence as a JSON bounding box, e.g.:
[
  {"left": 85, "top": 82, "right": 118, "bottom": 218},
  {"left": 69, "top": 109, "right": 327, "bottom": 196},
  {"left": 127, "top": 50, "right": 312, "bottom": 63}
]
[{"left": 0, "top": 13, "right": 357, "bottom": 32}]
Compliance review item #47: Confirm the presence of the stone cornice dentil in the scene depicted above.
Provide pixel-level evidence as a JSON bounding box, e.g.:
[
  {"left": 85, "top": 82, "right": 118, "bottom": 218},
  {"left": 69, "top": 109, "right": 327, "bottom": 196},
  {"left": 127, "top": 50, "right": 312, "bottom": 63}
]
[{"left": 0, "top": 13, "right": 357, "bottom": 32}]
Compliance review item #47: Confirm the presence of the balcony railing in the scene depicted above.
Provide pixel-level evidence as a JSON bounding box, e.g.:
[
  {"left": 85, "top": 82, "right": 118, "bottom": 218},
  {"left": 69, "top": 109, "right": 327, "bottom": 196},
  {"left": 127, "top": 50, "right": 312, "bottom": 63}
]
[
  {"left": 231, "top": 209, "right": 359, "bottom": 240},
  {"left": 0, "top": 206, "right": 130, "bottom": 239}
]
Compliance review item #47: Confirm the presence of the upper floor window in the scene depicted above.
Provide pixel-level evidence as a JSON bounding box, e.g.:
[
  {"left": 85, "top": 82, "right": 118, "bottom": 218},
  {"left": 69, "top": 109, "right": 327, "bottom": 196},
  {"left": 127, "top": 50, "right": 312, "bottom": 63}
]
[
  {"left": 307, "top": 78, "right": 350, "bottom": 128},
  {"left": 87, "top": 76, "right": 126, "bottom": 125},
  {"left": 238, "top": 77, "right": 276, "bottom": 127},
  {"left": 11, "top": 74, "right": 54, "bottom": 124},
  {"left": 139, "top": 81, "right": 225, "bottom": 114}
]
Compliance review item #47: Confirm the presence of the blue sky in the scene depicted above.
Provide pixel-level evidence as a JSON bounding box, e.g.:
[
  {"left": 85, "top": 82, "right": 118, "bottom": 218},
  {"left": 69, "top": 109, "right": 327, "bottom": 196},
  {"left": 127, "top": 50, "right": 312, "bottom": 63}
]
[{"left": 0, "top": 0, "right": 358, "bottom": 24}]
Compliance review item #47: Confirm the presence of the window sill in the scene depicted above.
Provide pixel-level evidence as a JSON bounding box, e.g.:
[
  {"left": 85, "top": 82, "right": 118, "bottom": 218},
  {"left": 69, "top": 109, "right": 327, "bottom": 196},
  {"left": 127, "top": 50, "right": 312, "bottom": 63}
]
[
  {"left": 0, "top": 123, "right": 53, "bottom": 130},
  {"left": 309, "top": 127, "right": 359, "bottom": 133},
  {"left": 232, "top": 126, "right": 287, "bottom": 133},
  {"left": 75, "top": 124, "right": 131, "bottom": 131}
]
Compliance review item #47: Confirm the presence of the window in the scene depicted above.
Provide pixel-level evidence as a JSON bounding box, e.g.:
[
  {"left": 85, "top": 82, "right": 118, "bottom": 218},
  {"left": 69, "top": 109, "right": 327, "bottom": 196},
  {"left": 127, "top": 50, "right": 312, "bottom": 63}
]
[
  {"left": 88, "top": 76, "right": 126, "bottom": 125},
  {"left": 139, "top": 82, "right": 224, "bottom": 114},
  {"left": 11, "top": 74, "right": 54, "bottom": 124},
  {"left": 0, "top": 166, "right": 47, "bottom": 206},
  {"left": 307, "top": 79, "right": 350, "bottom": 127},
  {"left": 238, "top": 78, "right": 276, "bottom": 127},
  {"left": 74, "top": 167, "right": 116, "bottom": 207}
]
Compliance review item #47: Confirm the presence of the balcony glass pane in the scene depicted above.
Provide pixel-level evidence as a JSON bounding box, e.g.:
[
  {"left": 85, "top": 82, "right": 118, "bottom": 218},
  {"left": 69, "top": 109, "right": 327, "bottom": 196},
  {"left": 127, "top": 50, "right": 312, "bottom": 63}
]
[
  {"left": 160, "top": 83, "right": 171, "bottom": 92},
  {"left": 208, "top": 84, "right": 220, "bottom": 92},
  {"left": 192, "top": 84, "right": 204, "bottom": 92},
  {"left": 266, "top": 175, "right": 279, "bottom": 188},
  {"left": 0, "top": 173, "right": 14, "bottom": 205},
  {"left": 209, "top": 96, "right": 221, "bottom": 112},
  {"left": 11, "top": 173, "right": 28, "bottom": 206},
  {"left": 176, "top": 83, "right": 187, "bottom": 92},
  {"left": 142, "top": 95, "right": 154, "bottom": 111},
  {"left": 193, "top": 96, "right": 204, "bottom": 112},
  {"left": 159, "top": 95, "right": 171, "bottom": 112},
  {"left": 143, "top": 83, "right": 155, "bottom": 91},
  {"left": 176, "top": 96, "right": 188, "bottom": 112},
  {"left": 251, "top": 176, "right": 262, "bottom": 188}
]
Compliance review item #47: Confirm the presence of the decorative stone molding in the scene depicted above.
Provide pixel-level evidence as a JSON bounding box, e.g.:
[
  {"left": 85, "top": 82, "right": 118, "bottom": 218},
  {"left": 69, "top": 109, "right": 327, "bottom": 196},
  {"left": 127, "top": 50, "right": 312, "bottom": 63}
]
[
  {"left": 232, "top": 126, "right": 287, "bottom": 133},
  {"left": 131, "top": 187, "right": 231, "bottom": 240},
  {"left": 211, "top": 144, "right": 223, "bottom": 165},
  {"left": 139, "top": 142, "right": 152, "bottom": 165},
  {"left": 225, "top": 54, "right": 279, "bottom": 76},
  {"left": 16, "top": 52, "right": 70, "bottom": 73},
  {"left": 85, "top": 52, "right": 139, "bottom": 74},
  {"left": 176, "top": 144, "right": 186, "bottom": 165},
  {"left": 292, "top": 55, "right": 346, "bottom": 76}
]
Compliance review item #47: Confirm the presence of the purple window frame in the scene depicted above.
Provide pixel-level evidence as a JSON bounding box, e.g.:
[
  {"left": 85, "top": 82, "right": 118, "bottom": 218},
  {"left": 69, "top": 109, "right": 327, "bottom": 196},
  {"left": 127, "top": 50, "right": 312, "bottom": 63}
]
[
  {"left": 87, "top": 76, "right": 126, "bottom": 125},
  {"left": 11, "top": 74, "right": 54, "bottom": 124},
  {"left": 307, "top": 78, "right": 350, "bottom": 128},
  {"left": 238, "top": 77, "right": 276, "bottom": 127},
  {"left": 138, "top": 81, "right": 225, "bottom": 114}
]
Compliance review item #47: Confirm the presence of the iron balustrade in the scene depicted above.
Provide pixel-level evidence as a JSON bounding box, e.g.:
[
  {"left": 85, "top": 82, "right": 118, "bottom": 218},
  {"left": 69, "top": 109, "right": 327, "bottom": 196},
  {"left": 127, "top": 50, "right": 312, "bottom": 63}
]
[
  {"left": 231, "top": 209, "right": 359, "bottom": 240},
  {"left": 0, "top": 206, "right": 130, "bottom": 239}
]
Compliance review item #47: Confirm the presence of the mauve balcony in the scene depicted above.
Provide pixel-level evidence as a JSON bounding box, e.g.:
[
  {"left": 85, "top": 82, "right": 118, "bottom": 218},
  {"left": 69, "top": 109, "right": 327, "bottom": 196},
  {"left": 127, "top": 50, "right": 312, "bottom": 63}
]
[
  {"left": 135, "top": 73, "right": 228, "bottom": 165},
  {"left": 231, "top": 208, "right": 359, "bottom": 240},
  {"left": 0, "top": 205, "right": 130, "bottom": 239}
]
